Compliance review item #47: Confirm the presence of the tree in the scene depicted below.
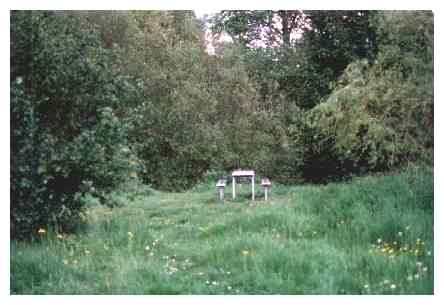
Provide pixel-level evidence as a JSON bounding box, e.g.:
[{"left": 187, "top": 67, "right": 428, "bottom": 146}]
[
  {"left": 11, "top": 11, "right": 136, "bottom": 238},
  {"left": 283, "top": 10, "right": 378, "bottom": 109},
  {"left": 210, "top": 10, "right": 378, "bottom": 110},
  {"left": 288, "top": 11, "right": 434, "bottom": 182},
  {"left": 302, "top": 10, "right": 377, "bottom": 78},
  {"left": 211, "top": 10, "right": 303, "bottom": 47}
]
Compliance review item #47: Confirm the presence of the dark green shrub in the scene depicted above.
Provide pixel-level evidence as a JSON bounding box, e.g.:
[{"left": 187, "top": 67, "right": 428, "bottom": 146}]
[
  {"left": 10, "top": 11, "right": 137, "bottom": 238},
  {"left": 286, "top": 11, "right": 433, "bottom": 183}
]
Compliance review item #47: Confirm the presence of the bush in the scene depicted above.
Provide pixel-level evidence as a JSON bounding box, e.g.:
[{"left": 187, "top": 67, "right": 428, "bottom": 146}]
[
  {"left": 10, "top": 11, "right": 137, "bottom": 238},
  {"left": 285, "top": 11, "right": 433, "bottom": 183}
]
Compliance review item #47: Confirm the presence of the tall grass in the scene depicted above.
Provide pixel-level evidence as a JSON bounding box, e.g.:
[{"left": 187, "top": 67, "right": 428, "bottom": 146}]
[{"left": 10, "top": 166, "right": 433, "bottom": 294}]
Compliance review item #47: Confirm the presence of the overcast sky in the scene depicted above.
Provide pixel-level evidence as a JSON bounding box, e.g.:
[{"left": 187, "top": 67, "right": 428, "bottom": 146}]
[{"left": 194, "top": 9, "right": 219, "bottom": 20}]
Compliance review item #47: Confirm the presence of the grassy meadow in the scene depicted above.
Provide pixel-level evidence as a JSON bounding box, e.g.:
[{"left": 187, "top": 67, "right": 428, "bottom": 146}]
[{"left": 10, "top": 166, "right": 433, "bottom": 294}]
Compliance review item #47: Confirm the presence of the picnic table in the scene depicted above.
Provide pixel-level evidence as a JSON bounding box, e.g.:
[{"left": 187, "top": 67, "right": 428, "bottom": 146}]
[{"left": 232, "top": 170, "right": 255, "bottom": 200}]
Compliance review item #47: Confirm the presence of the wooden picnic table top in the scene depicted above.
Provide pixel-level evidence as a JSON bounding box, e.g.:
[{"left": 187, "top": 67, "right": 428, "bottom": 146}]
[{"left": 232, "top": 170, "right": 255, "bottom": 177}]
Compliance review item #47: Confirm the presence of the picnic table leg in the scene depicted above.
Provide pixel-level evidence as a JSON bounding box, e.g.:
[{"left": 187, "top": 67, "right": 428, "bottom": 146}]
[
  {"left": 232, "top": 176, "right": 236, "bottom": 199},
  {"left": 219, "top": 187, "right": 224, "bottom": 201},
  {"left": 252, "top": 175, "right": 255, "bottom": 201}
]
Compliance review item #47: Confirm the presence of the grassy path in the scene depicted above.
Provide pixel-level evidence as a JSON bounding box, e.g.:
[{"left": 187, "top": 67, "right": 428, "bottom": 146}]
[{"left": 11, "top": 168, "right": 433, "bottom": 294}]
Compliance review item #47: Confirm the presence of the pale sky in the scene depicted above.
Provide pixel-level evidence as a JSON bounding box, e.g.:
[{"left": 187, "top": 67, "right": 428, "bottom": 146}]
[
  {"left": 194, "top": 9, "right": 220, "bottom": 19},
  {"left": 194, "top": 10, "right": 304, "bottom": 54},
  {"left": 194, "top": 10, "right": 232, "bottom": 55}
]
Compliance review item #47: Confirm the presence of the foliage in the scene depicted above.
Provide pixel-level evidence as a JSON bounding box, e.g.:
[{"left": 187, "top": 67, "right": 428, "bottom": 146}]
[
  {"left": 10, "top": 11, "right": 137, "bottom": 238},
  {"left": 302, "top": 11, "right": 378, "bottom": 76},
  {"left": 211, "top": 10, "right": 303, "bottom": 47},
  {"left": 292, "top": 11, "right": 433, "bottom": 182},
  {"left": 370, "top": 11, "right": 433, "bottom": 151},
  {"left": 10, "top": 10, "right": 433, "bottom": 239},
  {"left": 116, "top": 13, "right": 254, "bottom": 190},
  {"left": 211, "top": 10, "right": 378, "bottom": 110}
]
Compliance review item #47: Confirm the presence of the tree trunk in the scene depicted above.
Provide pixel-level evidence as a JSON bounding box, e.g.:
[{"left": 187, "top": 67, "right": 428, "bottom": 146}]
[{"left": 279, "top": 11, "right": 291, "bottom": 46}]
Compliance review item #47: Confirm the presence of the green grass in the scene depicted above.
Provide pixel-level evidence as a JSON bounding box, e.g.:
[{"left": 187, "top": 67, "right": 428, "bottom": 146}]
[{"left": 10, "top": 166, "right": 433, "bottom": 294}]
